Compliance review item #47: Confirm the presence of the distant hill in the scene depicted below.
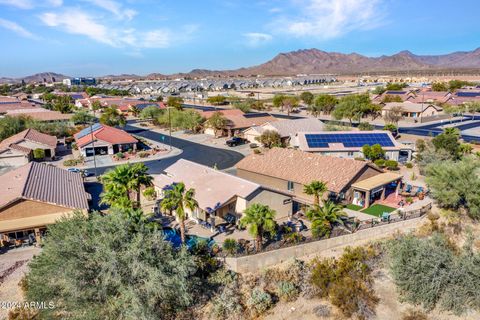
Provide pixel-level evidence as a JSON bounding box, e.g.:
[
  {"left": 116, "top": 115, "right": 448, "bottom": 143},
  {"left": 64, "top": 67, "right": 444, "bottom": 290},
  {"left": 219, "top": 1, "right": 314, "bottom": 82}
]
[{"left": 3, "top": 48, "right": 480, "bottom": 82}]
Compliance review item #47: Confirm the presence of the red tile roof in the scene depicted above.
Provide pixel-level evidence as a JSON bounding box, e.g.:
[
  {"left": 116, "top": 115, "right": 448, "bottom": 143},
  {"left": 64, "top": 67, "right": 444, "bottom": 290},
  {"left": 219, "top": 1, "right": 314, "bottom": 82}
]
[
  {"left": 74, "top": 124, "right": 138, "bottom": 147},
  {"left": 0, "top": 129, "right": 57, "bottom": 154}
]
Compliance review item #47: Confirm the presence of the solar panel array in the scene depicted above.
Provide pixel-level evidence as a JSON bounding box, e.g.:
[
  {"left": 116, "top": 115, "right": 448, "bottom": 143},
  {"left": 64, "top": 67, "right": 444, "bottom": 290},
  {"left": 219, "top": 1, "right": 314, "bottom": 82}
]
[
  {"left": 456, "top": 91, "right": 480, "bottom": 97},
  {"left": 76, "top": 123, "right": 103, "bottom": 139},
  {"left": 305, "top": 133, "right": 395, "bottom": 148}
]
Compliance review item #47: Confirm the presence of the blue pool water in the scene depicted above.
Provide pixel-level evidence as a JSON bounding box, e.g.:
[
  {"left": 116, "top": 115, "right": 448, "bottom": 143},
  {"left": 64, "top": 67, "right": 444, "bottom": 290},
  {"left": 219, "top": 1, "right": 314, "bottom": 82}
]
[{"left": 162, "top": 227, "right": 215, "bottom": 250}]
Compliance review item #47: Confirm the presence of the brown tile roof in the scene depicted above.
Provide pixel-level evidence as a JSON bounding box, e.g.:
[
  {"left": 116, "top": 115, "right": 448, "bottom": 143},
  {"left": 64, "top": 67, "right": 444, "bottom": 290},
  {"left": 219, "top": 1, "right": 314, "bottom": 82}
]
[
  {"left": 0, "top": 162, "right": 90, "bottom": 210},
  {"left": 236, "top": 148, "right": 378, "bottom": 193},
  {"left": 6, "top": 108, "right": 72, "bottom": 121},
  {"left": 74, "top": 124, "right": 138, "bottom": 147},
  {"left": 0, "top": 129, "right": 57, "bottom": 153},
  {"left": 0, "top": 102, "right": 38, "bottom": 114}
]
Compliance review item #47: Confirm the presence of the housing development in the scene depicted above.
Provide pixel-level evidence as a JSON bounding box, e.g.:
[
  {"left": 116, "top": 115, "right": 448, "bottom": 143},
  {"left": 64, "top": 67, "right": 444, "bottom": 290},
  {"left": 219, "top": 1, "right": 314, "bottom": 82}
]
[{"left": 1, "top": 1, "right": 480, "bottom": 320}]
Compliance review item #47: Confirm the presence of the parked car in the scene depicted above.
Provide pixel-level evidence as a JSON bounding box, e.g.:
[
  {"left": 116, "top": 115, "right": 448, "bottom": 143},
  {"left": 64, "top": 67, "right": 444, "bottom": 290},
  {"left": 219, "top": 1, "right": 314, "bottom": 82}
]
[
  {"left": 226, "top": 137, "right": 245, "bottom": 147},
  {"left": 82, "top": 170, "right": 95, "bottom": 177},
  {"left": 249, "top": 143, "right": 259, "bottom": 149},
  {"left": 67, "top": 168, "right": 81, "bottom": 173}
]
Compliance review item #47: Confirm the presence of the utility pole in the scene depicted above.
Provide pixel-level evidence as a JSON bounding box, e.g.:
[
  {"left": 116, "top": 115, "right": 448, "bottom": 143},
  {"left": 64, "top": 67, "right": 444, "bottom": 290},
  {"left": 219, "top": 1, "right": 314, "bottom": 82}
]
[
  {"left": 89, "top": 122, "right": 98, "bottom": 177},
  {"left": 168, "top": 107, "right": 172, "bottom": 150}
]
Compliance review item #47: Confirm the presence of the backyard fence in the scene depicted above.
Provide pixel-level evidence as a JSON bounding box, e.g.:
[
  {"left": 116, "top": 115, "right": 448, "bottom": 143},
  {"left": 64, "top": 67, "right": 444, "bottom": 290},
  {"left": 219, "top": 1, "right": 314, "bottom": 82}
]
[{"left": 222, "top": 201, "right": 432, "bottom": 273}]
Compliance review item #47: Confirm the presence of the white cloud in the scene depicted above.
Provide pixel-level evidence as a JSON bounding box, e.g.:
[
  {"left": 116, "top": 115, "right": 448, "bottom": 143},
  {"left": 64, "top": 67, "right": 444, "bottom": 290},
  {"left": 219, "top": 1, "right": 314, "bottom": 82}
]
[
  {"left": 243, "top": 32, "right": 273, "bottom": 47},
  {"left": 0, "top": 18, "right": 38, "bottom": 39},
  {"left": 40, "top": 9, "right": 117, "bottom": 46},
  {"left": 83, "top": 0, "right": 137, "bottom": 20},
  {"left": 277, "top": 0, "right": 384, "bottom": 39},
  {"left": 38, "top": 8, "right": 196, "bottom": 50}
]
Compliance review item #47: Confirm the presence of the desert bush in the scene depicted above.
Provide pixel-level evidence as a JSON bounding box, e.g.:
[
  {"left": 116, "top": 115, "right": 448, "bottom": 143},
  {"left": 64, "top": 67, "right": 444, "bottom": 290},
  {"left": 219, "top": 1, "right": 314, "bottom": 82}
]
[
  {"left": 388, "top": 233, "right": 480, "bottom": 314},
  {"left": 309, "top": 246, "right": 379, "bottom": 318},
  {"left": 246, "top": 288, "right": 273, "bottom": 316},
  {"left": 276, "top": 281, "right": 299, "bottom": 302},
  {"left": 115, "top": 152, "right": 125, "bottom": 159},
  {"left": 358, "top": 122, "right": 374, "bottom": 131},
  {"left": 313, "top": 304, "right": 331, "bottom": 318},
  {"left": 8, "top": 306, "right": 39, "bottom": 320},
  {"left": 138, "top": 151, "right": 149, "bottom": 158},
  {"left": 402, "top": 308, "right": 428, "bottom": 320},
  {"left": 222, "top": 238, "right": 239, "bottom": 256},
  {"left": 209, "top": 282, "right": 244, "bottom": 320},
  {"left": 142, "top": 187, "right": 156, "bottom": 201},
  {"left": 63, "top": 159, "right": 78, "bottom": 167},
  {"left": 253, "top": 148, "right": 261, "bottom": 154},
  {"left": 405, "top": 162, "right": 413, "bottom": 169}
]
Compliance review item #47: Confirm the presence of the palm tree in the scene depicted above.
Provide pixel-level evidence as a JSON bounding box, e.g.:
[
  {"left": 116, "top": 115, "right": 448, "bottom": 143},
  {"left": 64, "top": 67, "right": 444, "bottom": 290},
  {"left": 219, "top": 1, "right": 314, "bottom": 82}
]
[
  {"left": 160, "top": 182, "right": 198, "bottom": 244},
  {"left": 127, "top": 163, "right": 153, "bottom": 208},
  {"left": 100, "top": 163, "right": 152, "bottom": 209},
  {"left": 303, "top": 180, "right": 328, "bottom": 206},
  {"left": 306, "top": 201, "right": 346, "bottom": 238},
  {"left": 205, "top": 111, "right": 228, "bottom": 136},
  {"left": 130, "top": 105, "right": 141, "bottom": 117},
  {"left": 99, "top": 106, "right": 127, "bottom": 127},
  {"left": 239, "top": 204, "right": 276, "bottom": 251}
]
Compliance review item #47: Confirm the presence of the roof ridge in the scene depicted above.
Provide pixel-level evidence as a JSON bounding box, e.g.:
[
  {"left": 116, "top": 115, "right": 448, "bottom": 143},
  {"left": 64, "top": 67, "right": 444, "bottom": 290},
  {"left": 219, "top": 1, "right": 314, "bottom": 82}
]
[{"left": 20, "top": 162, "right": 35, "bottom": 197}]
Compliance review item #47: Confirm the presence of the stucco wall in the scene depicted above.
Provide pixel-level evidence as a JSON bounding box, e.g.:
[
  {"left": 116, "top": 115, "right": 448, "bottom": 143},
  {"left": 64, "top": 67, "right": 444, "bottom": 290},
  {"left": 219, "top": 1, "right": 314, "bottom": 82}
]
[
  {"left": 246, "top": 188, "right": 292, "bottom": 220},
  {"left": 224, "top": 217, "right": 423, "bottom": 273}
]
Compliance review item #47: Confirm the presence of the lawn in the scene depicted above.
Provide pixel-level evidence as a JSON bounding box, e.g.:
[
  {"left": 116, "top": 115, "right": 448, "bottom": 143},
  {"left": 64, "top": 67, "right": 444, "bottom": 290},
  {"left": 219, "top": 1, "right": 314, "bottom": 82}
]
[
  {"left": 361, "top": 204, "right": 396, "bottom": 217},
  {"left": 345, "top": 204, "right": 363, "bottom": 211}
]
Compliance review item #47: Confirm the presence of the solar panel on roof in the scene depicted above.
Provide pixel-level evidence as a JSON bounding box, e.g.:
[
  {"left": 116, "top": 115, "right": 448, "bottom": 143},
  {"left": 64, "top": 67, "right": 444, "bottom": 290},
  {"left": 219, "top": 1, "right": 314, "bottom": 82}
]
[
  {"left": 76, "top": 123, "right": 103, "bottom": 139},
  {"left": 456, "top": 92, "right": 480, "bottom": 97},
  {"left": 305, "top": 133, "right": 395, "bottom": 148},
  {"left": 243, "top": 112, "right": 271, "bottom": 118}
]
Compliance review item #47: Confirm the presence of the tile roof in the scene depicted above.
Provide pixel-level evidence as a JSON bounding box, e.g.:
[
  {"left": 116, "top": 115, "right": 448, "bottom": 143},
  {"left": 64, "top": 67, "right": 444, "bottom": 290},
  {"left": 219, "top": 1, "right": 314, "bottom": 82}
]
[
  {"left": 0, "top": 129, "right": 57, "bottom": 154},
  {"left": 0, "top": 162, "right": 90, "bottom": 210},
  {"left": 74, "top": 124, "right": 138, "bottom": 147},
  {"left": 0, "top": 102, "right": 38, "bottom": 114},
  {"left": 296, "top": 130, "right": 405, "bottom": 152},
  {"left": 266, "top": 118, "right": 325, "bottom": 137},
  {"left": 6, "top": 108, "right": 72, "bottom": 121},
  {"left": 236, "top": 148, "right": 378, "bottom": 193},
  {"left": 383, "top": 101, "right": 443, "bottom": 113},
  {"left": 154, "top": 159, "right": 260, "bottom": 211}
]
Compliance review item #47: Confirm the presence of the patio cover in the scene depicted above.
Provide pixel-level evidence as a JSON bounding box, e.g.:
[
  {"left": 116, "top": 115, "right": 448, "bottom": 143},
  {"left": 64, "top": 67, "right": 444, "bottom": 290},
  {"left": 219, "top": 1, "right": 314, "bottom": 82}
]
[{"left": 351, "top": 172, "right": 402, "bottom": 192}]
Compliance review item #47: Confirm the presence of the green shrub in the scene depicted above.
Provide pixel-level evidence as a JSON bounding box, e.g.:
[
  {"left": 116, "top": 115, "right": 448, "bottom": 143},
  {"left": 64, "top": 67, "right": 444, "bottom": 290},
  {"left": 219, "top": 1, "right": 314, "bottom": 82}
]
[
  {"left": 387, "top": 233, "right": 480, "bottom": 314},
  {"left": 142, "top": 187, "right": 156, "bottom": 201},
  {"left": 71, "top": 142, "right": 78, "bottom": 150},
  {"left": 115, "top": 152, "right": 124, "bottom": 159},
  {"left": 246, "top": 288, "right": 272, "bottom": 316},
  {"left": 405, "top": 197, "right": 413, "bottom": 204},
  {"left": 374, "top": 159, "right": 385, "bottom": 167},
  {"left": 276, "top": 281, "right": 299, "bottom": 302},
  {"left": 354, "top": 157, "right": 365, "bottom": 161},
  {"left": 63, "top": 159, "right": 78, "bottom": 167},
  {"left": 253, "top": 148, "right": 261, "bottom": 154},
  {"left": 222, "top": 238, "right": 239, "bottom": 256},
  {"left": 405, "top": 162, "right": 413, "bottom": 169},
  {"left": 358, "top": 122, "right": 374, "bottom": 131},
  {"left": 138, "top": 151, "right": 149, "bottom": 158},
  {"left": 33, "top": 148, "right": 45, "bottom": 159},
  {"left": 385, "top": 159, "right": 398, "bottom": 170}
]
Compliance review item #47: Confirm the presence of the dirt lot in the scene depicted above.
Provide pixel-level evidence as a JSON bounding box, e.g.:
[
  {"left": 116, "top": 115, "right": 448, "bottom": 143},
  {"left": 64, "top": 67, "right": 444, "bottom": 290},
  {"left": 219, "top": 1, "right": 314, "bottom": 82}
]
[{"left": 0, "top": 247, "right": 40, "bottom": 320}]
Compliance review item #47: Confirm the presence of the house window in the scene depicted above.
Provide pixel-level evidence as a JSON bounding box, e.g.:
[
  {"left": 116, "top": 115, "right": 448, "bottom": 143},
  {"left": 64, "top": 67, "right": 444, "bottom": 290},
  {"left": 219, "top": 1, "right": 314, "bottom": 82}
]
[
  {"left": 347, "top": 151, "right": 354, "bottom": 157},
  {"left": 287, "top": 181, "right": 294, "bottom": 191}
]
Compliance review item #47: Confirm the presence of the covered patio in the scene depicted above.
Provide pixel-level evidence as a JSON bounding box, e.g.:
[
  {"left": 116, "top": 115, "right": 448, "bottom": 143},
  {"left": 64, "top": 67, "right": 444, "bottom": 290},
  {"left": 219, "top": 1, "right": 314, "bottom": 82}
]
[{"left": 351, "top": 172, "right": 403, "bottom": 208}]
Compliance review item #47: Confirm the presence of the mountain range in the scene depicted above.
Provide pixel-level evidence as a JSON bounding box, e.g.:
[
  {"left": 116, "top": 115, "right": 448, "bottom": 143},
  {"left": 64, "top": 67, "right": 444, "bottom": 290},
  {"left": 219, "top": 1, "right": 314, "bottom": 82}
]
[{"left": 3, "top": 48, "right": 480, "bottom": 83}]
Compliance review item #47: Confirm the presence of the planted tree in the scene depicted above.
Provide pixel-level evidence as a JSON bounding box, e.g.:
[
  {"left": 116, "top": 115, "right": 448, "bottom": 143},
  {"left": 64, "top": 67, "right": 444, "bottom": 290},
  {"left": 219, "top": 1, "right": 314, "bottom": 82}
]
[
  {"left": 99, "top": 106, "right": 126, "bottom": 127},
  {"left": 207, "top": 95, "right": 227, "bottom": 105},
  {"left": 303, "top": 180, "right": 328, "bottom": 206},
  {"left": 160, "top": 182, "right": 198, "bottom": 243},
  {"left": 306, "top": 201, "right": 346, "bottom": 238},
  {"left": 383, "top": 106, "right": 404, "bottom": 126},
  {"left": 239, "top": 203, "right": 276, "bottom": 250},
  {"left": 300, "top": 91, "right": 314, "bottom": 106},
  {"left": 167, "top": 96, "right": 184, "bottom": 110},
  {"left": 33, "top": 148, "right": 45, "bottom": 160},
  {"left": 24, "top": 211, "right": 198, "bottom": 319},
  {"left": 362, "top": 144, "right": 385, "bottom": 161},
  {"left": 256, "top": 130, "right": 282, "bottom": 148},
  {"left": 71, "top": 110, "right": 95, "bottom": 125},
  {"left": 205, "top": 111, "right": 228, "bottom": 136},
  {"left": 313, "top": 94, "right": 338, "bottom": 115}
]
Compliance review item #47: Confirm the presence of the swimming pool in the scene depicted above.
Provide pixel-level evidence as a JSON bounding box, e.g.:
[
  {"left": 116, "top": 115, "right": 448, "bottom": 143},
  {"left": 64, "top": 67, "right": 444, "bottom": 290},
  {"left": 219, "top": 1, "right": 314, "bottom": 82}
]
[{"left": 162, "top": 227, "right": 215, "bottom": 250}]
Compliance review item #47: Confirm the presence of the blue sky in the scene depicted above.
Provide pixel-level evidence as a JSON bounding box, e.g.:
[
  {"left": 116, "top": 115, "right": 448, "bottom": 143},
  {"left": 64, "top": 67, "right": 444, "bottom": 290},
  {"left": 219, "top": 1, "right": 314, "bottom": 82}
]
[{"left": 0, "top": 0, "right": 479, "bottom": 77}]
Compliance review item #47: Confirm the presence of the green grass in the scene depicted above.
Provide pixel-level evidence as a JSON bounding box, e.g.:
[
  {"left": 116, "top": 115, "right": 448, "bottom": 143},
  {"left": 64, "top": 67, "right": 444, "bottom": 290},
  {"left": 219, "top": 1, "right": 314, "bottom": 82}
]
[
  {"left": 361, "top": 204, "right": 396, "bottom": 217},
  {"left": 345, "top": 204, "right": 363, "bottom": 211}
]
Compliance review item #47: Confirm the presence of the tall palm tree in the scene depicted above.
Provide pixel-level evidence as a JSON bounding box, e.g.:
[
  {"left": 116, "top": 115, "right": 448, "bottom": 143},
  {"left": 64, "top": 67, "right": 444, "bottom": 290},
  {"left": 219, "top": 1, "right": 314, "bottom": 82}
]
[
  {"left": 205, "top": 111, "right": 228, "bottom": 136},
  {"left": 239, "top": 204, "right": 276, "bottom": 251},
  {"left": 130, "top": 105, "right": 141, "bottom": 117},
  {"left": 160, "top": 182, "right": 198, "bottom": 244},
  {"left": 306, "top": 201, "right": 346, "bottom": 238},
  {"left": 303, "top": 180, "right": 328, "bottom": 206},
  {"left": 100, "top": 163, "right": 152, "bottom": 209},
  {"left": 127, "top": 163, "right": 153, "bottom": 208}
]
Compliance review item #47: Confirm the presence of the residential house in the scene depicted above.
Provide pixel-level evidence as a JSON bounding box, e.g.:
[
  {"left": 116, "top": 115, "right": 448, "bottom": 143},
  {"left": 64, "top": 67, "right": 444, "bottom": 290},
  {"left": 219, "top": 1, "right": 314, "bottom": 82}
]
[
  {"left": 236, "top": 148, "right": 401, "bottom": 210},
  {"left": 6, "top": 108, "right": 72, "bottom": 122},
  {"left": 201, "top": 109, "right": 278, "bottom": 137},
  {"left": 153, "top": 159, "right": 293, "bottom": 231},
  {"left": 295, "top": 131, "right": 412, "bottom": 162},
  {"left": 74, "top": 123, "right": 138, "bottom": 157},
  {"left": 0, "top": 162, "right": 90, "bottom": 243},
  {"left": 0, "top": 129, "right": 57, "bottom": 167},
  {"left": 243, "top": 118, "right": 325, "bottom": 145},
  {"left": 382, "top": 101, "right": 443, "bottom": 120}
]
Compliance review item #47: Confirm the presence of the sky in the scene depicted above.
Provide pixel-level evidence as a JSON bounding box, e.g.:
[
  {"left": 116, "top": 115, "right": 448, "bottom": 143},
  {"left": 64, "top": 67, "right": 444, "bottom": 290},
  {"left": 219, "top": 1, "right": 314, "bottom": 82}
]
[{"left": 0, "top": 0, "right": 479, "bottom": 77}]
